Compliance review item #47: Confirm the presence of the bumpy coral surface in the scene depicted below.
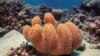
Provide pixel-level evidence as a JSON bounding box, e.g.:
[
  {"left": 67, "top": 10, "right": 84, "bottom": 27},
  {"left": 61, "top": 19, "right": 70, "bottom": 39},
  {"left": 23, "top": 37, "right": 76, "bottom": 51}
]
[{"left": 23, "top": 13, "right": 82, "bottom": 55}]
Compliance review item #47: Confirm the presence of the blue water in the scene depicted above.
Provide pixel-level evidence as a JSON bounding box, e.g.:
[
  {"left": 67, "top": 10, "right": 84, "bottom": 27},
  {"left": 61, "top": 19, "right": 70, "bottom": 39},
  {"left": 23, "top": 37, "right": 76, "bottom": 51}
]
[{"left": 24, "top": 0, "right": 83, "bottom": 9}]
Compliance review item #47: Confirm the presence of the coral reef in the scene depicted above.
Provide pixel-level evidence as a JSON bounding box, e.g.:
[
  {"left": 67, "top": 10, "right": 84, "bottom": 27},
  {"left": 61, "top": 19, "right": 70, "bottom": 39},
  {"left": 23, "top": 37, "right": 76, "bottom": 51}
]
[
  {"left": 0, "top": 0, "right": 25, "bottom": 33},
  {"left": 8, "top": 43, "right": 36, "bottom": 56},
  {"left": 82, "top": 19, "right": 100, "bottom": 43},
  {"left": 80, "top": 0, "right": 100, "bottom": 16},
  {"left": 0, "top": 0, "right": 23, "bottom": 4},
  {"left": 72, "top": 12, "right": 100, "bottom": 44},
  {"left": 70, "top": 3, "right": 100, "bottom": 56},
  {"left": 0, "top": 0, "right": 68, "bottom": 37},
  {"left": 69, "top": 4, "right": 100, "bottom": 44},
  {"left": 8, "top": 42, "right": 72, "bottom": 56},
  {"left": 1, "top": 0, "right": 100, "bottom": 56},
  {"left": 23, "top": 13, "right": 82, "bottom": 56}
]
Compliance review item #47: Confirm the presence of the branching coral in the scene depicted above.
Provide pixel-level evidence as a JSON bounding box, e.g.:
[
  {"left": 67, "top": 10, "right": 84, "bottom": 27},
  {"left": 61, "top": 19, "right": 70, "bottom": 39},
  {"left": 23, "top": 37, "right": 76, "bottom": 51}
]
[{"left": 23, "top": 13, "right": 82, "bottom": 56}]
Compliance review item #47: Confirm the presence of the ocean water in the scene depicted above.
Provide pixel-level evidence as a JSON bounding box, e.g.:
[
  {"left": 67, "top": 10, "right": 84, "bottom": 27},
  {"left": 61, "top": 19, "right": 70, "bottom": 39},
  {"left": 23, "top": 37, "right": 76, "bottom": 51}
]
[{"left": 24, "top": 0, "right": 83, "bottom": 9}]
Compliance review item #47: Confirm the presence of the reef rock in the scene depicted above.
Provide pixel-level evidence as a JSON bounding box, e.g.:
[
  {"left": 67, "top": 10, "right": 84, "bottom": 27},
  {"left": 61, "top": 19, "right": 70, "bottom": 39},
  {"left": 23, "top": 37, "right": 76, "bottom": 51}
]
[
  {"left": 83, "top": 0, "right": 100, "bottom": 7},
  {"left": 0, "top": 27, "right": 9, "bottom": 37},
  {"left": 81, "top": 0, "right": 100, "bottom": 15},
  {"left": 80, "top": 49, "right": 100, "bottom": 56},
  {"left": 0, "top": 30, "right": 27, "bottom": 56},
  {"left": 0, "top": 0, "right": 23, "bottom": 3}
]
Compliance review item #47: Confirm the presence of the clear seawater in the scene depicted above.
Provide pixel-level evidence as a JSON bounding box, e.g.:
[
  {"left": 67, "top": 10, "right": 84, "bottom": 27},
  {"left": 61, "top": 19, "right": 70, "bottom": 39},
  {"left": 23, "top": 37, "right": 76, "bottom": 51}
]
[{"left": 24, "top": 0, "right": 83, "bottom": 9}]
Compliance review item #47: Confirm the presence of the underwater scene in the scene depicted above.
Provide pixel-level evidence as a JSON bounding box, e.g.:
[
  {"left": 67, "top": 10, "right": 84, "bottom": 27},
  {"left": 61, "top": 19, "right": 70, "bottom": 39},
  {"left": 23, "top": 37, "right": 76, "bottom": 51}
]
[{"left": 0, "top": 0, "right": 100, "bottom": 56}]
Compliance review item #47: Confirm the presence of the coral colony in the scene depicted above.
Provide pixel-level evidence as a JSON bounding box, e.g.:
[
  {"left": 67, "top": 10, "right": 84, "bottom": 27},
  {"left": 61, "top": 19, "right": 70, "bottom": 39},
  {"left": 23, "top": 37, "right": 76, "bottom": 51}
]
[{"left": 22, "top": 13, "right": 82, "bottom": 56}]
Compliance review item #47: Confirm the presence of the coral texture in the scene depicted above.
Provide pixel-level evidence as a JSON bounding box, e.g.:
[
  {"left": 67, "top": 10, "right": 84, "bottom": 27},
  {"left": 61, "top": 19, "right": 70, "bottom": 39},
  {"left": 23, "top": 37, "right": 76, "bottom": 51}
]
[
  {"left": 66, "top": 22, "right": 82, "bottom": 50},
  {"left": 44, "top": 13, "right": 58, "bottom": 27},
  {"left": 31, "top": 16, "right": 42, "bottom": 26},
  {"left": 23, "top": 13, "right": 82, "bottom": 55},
  {"left": 23, "top": 25, "right": 31, "bottom": 41}
]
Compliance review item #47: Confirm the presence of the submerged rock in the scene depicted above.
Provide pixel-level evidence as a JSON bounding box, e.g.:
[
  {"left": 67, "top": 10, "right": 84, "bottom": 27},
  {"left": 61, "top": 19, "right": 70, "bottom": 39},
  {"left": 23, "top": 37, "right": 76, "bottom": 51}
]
[
  {"left": 0, "top": 30, "right": 27, "bottom": 56},
  {"left": 80, "top": 0, "right": 100, "bottom": 16},
  {"left": 80, "top": 49, "right": 100, "bottom": 56}
]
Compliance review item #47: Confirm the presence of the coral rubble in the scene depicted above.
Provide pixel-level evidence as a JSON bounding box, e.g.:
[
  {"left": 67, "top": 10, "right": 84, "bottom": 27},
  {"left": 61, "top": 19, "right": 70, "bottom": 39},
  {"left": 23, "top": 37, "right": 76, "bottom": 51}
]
[
  {"left": 8, "top": 43, "right": 36, "bottom": 56},
  {"left": 0, "top": 0, "right": 67, "bottom": 37}
]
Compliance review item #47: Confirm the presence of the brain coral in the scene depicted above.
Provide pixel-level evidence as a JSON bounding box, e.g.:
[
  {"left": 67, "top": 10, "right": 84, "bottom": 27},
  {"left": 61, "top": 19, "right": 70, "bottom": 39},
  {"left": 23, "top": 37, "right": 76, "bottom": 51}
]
[{"left": 23, "top": 13, "right": 82, "bottom": 56}]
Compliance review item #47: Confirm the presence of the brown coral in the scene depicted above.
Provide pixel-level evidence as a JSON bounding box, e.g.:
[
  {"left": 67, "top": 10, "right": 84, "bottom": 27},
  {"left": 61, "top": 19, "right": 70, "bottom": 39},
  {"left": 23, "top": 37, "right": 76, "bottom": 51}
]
[{"left": 22, "top": 13, "right": 82, "bottom": 56}]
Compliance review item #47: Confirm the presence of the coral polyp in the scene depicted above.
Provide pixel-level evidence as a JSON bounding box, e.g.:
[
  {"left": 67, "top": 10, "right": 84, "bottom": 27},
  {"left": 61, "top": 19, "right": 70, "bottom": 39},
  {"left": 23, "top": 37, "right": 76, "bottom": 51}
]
[
  {"left": 44, "top": 13, "right": 58, "bottom": 27},
  {"left": 22, "top": 25, "right": 31, "bottom": 41},
  {"left": 22, "top": 13, "right": 82, "bottom": 56},
  {"left": 31, "top": 16, "right": 42, "bottom": 26}
]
